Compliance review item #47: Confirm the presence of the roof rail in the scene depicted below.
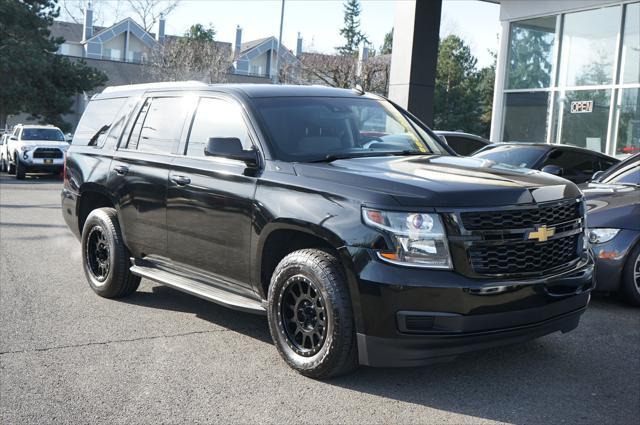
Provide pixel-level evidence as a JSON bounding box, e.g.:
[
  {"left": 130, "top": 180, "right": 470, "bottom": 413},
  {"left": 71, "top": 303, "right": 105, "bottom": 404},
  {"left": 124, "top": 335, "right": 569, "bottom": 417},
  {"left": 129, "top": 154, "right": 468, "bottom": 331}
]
[{"left": 101, "top": 81, "right": 209, "bottom": 94}]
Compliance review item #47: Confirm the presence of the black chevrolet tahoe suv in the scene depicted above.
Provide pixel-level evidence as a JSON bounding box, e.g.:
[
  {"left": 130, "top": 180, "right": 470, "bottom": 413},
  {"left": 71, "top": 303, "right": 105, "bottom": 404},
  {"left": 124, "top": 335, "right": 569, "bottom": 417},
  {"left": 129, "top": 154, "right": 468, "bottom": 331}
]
[{"left": 62, "top": 82, "right": 594, "bottom": 378}]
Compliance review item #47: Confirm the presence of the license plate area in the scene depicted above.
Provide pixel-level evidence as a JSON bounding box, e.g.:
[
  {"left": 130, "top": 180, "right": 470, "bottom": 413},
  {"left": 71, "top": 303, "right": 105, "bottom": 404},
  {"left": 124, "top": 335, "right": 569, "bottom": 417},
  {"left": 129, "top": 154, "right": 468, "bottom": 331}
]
[{"left": 44, "top": 159, "right": 53, "bottom": 164}]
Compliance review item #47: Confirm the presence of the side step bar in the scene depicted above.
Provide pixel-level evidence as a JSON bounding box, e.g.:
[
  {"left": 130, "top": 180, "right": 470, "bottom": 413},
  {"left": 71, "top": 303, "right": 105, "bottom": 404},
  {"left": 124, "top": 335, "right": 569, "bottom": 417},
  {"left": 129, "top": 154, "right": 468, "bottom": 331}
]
[{"left": 130, "top": 260, "right": 266, "bottom": 315}]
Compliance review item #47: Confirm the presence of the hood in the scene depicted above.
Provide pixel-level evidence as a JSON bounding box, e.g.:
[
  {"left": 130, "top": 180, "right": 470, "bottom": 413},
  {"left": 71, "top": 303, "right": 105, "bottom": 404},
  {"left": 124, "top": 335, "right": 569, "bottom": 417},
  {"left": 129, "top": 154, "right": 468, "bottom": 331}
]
[
  {"left": 293, "top": 155, "right": 581, "bottom": 208},
  {"left": 20, "top": 140, "right": 68, "bottom": 147},
  {"left": 583, "top": 183, "right": 640, "bottom": 230}
]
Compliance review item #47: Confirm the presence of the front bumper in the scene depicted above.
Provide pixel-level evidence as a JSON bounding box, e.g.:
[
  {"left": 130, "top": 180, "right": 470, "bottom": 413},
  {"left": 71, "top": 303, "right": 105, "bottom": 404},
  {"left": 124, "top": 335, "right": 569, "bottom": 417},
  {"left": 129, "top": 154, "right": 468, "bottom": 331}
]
[
  {"left": 344, "top": 247, "right": 594, "bottom": 367},
  {"left": 591, "top": 229, "right": 640, "bottom": 292}
]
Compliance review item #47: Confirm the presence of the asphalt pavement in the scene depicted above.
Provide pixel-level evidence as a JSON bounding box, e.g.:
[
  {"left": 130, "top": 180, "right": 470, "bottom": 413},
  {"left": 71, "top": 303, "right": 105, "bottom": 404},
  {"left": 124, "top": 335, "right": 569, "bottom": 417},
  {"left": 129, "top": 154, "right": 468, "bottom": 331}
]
[{"left": 1, "top": 174, "right": 638, "bottom": 424}]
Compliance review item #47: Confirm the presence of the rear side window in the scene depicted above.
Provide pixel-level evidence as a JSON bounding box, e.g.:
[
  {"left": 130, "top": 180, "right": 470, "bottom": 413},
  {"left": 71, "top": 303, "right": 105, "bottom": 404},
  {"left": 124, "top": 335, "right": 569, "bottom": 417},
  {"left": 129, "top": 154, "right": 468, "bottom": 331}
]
[
  {"left": 544, "top": 150, "right": 598, "bottom": 175},
  {"left": 126, "top": 97, "right": 189, "bottom": 154},
  {"left": 185, "top": 97, "right": 252, "bottom": 157},
  {"left": 73, "top": 97, "right": 128, "bottom": 146},
  {"left": 447, "top": 136, "right": 485, "bottom": 156}
]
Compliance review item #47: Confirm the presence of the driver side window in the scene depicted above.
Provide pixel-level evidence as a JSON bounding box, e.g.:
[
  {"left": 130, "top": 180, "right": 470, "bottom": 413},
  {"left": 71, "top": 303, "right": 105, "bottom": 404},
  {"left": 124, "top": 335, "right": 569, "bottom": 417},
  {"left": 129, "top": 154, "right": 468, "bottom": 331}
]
[{"left": 185, "top": 97, "right": 252, "bottom": 158}]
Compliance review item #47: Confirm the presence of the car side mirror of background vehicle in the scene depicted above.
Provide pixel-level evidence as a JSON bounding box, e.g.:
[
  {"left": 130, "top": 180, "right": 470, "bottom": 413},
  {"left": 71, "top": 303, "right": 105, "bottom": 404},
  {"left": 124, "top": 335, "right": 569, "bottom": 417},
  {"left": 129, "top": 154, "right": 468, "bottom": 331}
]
[
  {"left": 10, "top": 136, "right": 17, "bottom": 141},
  {"left": 541, "top": 164, "right": 564, "bottom": 176},
  {"left": 205, "top": 137, "right": 258, "bottom": 166},
  {"left": 591, "top": 170, "right": 604, "bottom": 182}
]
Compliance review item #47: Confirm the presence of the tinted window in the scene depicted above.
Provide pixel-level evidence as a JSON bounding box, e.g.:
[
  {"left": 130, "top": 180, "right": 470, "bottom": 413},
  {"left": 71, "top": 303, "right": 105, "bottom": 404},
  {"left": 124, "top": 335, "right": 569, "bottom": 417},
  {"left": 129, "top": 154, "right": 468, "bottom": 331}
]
[
  {"left": 73, "top": 98, "right": 127, "bottom": 146},
  {"left": 125, "top": 98, "right": 151, "bottom": 150},
  {"left": 253, "top": 97, "right": 445, "bottom": 162},
  {"left": 544, "top": 149, "right": 597, "bottom": 173},
  {"left": 136, "top": 97, "right": 188, "bottom": 154},
  {"left": 186, "top": 97, "right": 252, "bottom": 157},
  {"left": 472, "top": 145, "right": 545, "bottom": 168},
  {"left": 21, "top": 128, "right": 65, "bottom": 141},
  {"left": 609, "top": 168, "right": 640, "bottom": 185},
  {"left": 446, "top": 136, "right": 485, "bottom": 156}
]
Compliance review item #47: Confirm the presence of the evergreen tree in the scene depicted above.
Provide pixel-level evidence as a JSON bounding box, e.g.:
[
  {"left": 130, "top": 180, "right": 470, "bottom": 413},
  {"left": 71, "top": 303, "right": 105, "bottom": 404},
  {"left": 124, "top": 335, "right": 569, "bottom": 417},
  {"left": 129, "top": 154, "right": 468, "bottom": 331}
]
[
  {"left": 0, "top": 0, "right": 107, "bottom": 130},
  {"left": 337, "top": 0, "right": 368, "bottom": 56},
  {"left": 380, "top": 28, "right": 393, "bottom": 55},
  {"left": 433, "top": 35, "right": 483, "bottom": 135},
  {"left": 508, "top": 24, "right": 553, "bottom": 89}
]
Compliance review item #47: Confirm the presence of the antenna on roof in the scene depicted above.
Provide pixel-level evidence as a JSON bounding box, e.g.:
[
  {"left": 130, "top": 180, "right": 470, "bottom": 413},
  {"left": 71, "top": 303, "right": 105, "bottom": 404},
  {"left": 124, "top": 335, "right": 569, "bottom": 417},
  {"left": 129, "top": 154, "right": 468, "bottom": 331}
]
[{"left": 353, "top": 84, "right": 365, "bottom": 95}]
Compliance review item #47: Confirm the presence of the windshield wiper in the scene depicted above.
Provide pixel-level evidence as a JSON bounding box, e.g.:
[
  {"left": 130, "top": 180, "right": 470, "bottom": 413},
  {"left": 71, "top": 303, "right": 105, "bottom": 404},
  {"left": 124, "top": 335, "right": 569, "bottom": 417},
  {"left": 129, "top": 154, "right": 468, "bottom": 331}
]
[{"left": 307, "top": 150, "right": 430, "bottom": 163}]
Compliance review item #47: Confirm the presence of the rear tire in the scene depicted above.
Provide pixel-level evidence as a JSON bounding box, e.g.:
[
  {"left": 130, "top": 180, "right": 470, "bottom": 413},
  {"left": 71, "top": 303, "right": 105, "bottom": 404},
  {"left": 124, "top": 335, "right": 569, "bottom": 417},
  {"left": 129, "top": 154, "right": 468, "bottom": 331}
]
[
  {"left": 81, "top": 207, "right": 140, "bottom": 298},
  {"left": 0, "top": 157, "right": 6, "bottom": 173},
  {"left": 15, "top": 159, "right": 25, "bottom": 180},
  {"left": 621, "top": 243, "right": 640, "bottom": 306},
  {"left": 267, "top": 249, "right": 358, "bottom": 379}
]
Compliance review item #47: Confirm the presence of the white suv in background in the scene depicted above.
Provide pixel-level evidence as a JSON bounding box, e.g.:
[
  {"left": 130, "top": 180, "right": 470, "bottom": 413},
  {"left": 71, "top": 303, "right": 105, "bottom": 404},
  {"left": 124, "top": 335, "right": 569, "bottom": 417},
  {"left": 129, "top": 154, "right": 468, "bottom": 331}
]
[{"left": 6, "top": 124, "right": 69, "bottom": 179}]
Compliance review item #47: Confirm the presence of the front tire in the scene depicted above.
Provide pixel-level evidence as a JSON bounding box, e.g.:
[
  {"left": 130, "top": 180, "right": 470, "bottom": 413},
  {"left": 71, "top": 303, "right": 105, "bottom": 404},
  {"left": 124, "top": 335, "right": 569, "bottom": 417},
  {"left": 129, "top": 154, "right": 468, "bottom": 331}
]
[
  {"left": 81, "top": 207, "right": 140, "bottom": 298},
  {"left": 621, "top": 243, "right": 640, "bottom": 306},
  {"left": 15, "top": 159, "right": 25, "bottom": 180},
  {"left": 267, "top": 249, "right": 357, "bottom": 379}
]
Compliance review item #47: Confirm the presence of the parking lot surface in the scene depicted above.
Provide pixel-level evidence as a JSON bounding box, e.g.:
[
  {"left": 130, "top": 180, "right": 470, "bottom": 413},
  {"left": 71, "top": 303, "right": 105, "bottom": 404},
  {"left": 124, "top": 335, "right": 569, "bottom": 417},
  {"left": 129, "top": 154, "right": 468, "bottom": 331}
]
[{"left": 1, "top": 174, "right": 638, "bottom": 424}]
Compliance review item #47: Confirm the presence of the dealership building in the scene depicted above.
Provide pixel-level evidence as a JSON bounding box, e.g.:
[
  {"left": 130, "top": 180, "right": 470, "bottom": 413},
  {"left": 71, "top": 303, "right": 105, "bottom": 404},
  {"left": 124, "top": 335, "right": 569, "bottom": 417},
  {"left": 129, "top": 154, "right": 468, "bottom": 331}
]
[{"left": 390, "top": 0, "right": 639, "bottom": 156}]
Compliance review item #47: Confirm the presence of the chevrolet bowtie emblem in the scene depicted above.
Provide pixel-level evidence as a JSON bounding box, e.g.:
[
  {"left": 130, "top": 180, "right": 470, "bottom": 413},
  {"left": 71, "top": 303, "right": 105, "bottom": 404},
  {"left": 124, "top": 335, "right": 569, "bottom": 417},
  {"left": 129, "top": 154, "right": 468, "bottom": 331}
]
[{"left": 528, "top": 225, "right": 555, "bottom": 242}]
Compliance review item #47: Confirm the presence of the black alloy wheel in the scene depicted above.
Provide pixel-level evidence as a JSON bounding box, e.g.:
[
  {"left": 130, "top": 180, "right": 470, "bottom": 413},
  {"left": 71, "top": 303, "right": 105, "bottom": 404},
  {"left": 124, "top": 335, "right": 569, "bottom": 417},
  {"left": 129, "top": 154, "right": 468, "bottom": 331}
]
[
  {"left": 86, "top": 226, "right": 111, "bottom": 282},
  {"left": 278, "top": 275, "right": 328, "bottom": 357}
]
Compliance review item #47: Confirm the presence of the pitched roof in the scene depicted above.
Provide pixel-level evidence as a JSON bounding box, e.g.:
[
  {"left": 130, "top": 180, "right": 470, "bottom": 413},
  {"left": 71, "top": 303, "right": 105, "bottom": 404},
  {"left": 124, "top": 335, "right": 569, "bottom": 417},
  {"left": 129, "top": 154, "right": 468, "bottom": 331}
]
[
  {"left": 240, "top": 37, "right": 272, "bottom": 54},
  {"left": 50, "top": 20, "right": 106, "bottom": 43}
]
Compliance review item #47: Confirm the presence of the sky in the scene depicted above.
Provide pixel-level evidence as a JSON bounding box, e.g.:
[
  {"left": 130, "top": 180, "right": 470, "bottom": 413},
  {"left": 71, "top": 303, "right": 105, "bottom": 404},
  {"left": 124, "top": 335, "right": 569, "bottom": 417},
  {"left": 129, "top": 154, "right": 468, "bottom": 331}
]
[{"left": 63, "top": 0, "right": 501, "bottom": 68}]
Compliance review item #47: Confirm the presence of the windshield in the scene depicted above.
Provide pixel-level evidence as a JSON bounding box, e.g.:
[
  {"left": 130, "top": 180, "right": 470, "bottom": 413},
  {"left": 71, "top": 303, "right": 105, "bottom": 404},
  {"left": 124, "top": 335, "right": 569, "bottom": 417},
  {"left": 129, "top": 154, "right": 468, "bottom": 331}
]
[
  {"left": 21, "top": 128, "right": 65, "bottom": 142},
  {"left": 252, "top": 96, "right": 447, "bottom": 162},
  {"left": 472, "top": 145, "right": 545, "bottom": 168},
  {"left": 598, "top": 154, "right": 640, "bottom": 184}
]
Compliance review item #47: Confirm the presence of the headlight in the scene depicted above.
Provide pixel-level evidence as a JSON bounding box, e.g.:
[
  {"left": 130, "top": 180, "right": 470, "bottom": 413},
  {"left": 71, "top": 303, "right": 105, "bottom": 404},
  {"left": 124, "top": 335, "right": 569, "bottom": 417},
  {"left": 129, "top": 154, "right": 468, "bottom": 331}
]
[
  {"left": 588, "top": 228, "right": 620, "bottom": 244},
  {"left": 19, "top": 145, "right": 31, "bottom": 152},
  {"left": 362, "top": 208, "right": 452, "bottom": 269}
]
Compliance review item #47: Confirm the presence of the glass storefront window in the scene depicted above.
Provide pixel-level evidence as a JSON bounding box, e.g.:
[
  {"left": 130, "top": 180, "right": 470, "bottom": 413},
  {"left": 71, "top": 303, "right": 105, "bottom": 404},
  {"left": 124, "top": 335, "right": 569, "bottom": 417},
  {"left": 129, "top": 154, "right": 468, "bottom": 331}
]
[
  {"left": 557, "top": 6, "right": 620, "bottom": 87},
  {"left": 555, "top": 89, "right": 611, "bottom": 152},
  {"left": 621, "top": 2, "right": 640, "bottom": 84},
  {"left": 616, "top": 88, "right": 640, "bottom": 155},
  {"left": 507, "top": 17, "right": 557, "bottom": 89},
  {"left": 502, "top": 92, "right": 550, "bottom": 142}
]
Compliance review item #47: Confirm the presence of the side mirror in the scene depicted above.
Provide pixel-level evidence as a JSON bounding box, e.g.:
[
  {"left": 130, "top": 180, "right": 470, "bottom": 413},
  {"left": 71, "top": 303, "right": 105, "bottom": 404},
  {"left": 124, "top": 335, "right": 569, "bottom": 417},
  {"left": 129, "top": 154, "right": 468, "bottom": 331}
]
[
  {"left": 205, "top": 137, "right": 258, "bottom": 166},
  {"left": 591, "top": 170, "right": 604, "bottom": 182},
  {"left": 541, "top": 164, "right": 564, "bottom": 176},
  {"left": 10, "top": 136, "right": 17, "bottom": 141}
]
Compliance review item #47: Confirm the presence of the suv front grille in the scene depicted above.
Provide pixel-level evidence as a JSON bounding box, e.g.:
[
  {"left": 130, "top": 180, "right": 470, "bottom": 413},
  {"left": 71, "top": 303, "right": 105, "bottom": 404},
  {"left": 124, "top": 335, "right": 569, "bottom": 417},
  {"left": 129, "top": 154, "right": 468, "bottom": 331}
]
[
  {"left": 33, "top": 148, "right": 63, "bottom": 159},
  {"left": 456, "top": 199, "right": 584, "bottom": 277},
  {"left": 469, "top": 235, "right": 579, "bottom": 275},
  {"left": 460, "top": 199, "right": 580, "bottom": 230}
]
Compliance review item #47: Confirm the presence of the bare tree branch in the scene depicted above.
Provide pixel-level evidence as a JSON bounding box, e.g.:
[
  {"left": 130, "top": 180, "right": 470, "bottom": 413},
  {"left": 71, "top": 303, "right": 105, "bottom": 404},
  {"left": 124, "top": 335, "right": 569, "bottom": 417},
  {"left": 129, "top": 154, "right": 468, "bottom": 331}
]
[
  {"left": 124, "top": 0, "right": 179, "bottom": 32},
  {"left": 60, "top": 0, "right": 123, "bottom": 26},
  {"left": 145, "top": 37, "right": 232, "bottom": 83},
  {"left": 298, "top": 51, "right": 390, "bottom": 95}
]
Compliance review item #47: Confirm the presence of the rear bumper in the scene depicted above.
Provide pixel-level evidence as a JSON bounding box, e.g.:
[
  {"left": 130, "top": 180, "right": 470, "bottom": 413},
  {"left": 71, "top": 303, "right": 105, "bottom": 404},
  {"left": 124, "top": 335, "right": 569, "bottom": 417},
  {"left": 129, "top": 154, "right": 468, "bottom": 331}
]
[
  {"left": 343, "top": 247, "right": 594, "bottom": 367},
  {"left": 61, "top": 188, "right": 81, "bottom": 240}
]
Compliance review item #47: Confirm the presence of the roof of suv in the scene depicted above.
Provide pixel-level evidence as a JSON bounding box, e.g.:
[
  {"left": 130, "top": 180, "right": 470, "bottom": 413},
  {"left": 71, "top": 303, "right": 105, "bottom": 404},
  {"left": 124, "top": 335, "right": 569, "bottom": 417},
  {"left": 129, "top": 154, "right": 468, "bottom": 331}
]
[{"left": 97, "top": 82, "right": 372, "bottom": 100}]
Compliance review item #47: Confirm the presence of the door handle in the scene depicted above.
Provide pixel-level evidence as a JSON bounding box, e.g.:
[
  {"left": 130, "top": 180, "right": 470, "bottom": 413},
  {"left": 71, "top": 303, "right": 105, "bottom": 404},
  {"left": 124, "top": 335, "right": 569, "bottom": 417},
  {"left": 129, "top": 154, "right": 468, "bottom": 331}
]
[
  {"left": 171, "top": 175, "right": 191, "bottom": 186},
  {"left": 113, "top": 165, "right": 129, "bottom": 175}
]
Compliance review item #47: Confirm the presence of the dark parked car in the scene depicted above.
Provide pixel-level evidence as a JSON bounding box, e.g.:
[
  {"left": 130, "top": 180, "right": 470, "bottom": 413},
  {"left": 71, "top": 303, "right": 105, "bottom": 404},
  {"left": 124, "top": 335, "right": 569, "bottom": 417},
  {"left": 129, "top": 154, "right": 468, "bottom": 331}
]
[
  {"left": 472, "top": 143, "right": 619, "bottom": 184},
  {"left": 62, "top": 83, "right": 594, "bottom": 378},
  {"left": 435, "top": 131, "right": 492, "bottom": 156},
  {"left": 582, "top": 154, "right": 640, "bottom": 305}
]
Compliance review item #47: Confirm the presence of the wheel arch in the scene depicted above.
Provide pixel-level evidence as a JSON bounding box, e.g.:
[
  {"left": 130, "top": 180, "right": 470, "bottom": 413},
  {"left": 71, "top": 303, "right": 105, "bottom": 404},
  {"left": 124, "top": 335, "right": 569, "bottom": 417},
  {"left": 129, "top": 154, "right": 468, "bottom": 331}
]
[
  {"left": 254, "top": 220, "right": 352, "bottom": 299},
  {"left": 77, "top": 184, "right": 117, "bottom": 235}
]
